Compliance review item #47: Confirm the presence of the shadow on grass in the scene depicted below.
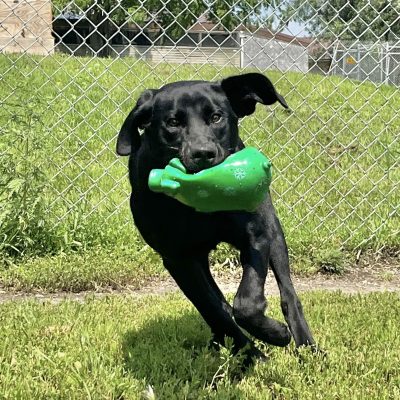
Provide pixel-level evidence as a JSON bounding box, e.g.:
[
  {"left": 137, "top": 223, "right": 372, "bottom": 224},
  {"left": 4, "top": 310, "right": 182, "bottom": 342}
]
[
  {"left": 120, "top": 310, "right": 290, "bottom": 398},
  {"left": 121, "top": 311, "right": 216, "bottom": 384}
]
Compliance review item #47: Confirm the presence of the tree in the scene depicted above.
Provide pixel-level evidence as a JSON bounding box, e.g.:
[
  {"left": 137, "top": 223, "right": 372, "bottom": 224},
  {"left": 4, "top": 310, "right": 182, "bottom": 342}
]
[
  {"left": 52, "top": 0, "right": 276, "bottom": 56},
  {"left": 280, "top": 0, "right": 400, "bottom": 41},
  {"left": 52, "top": 0, "right": 148, "bottom": 55}
]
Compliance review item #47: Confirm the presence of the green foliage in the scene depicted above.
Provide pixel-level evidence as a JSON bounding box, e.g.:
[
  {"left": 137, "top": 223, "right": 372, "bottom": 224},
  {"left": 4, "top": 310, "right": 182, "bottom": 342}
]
[
  {"left": 313, "top": 248, "right": 346, "bottom": 274},
  {"left": 52, "top": 0, "right": 146, "bottom": 25},
  {"left": 0, "top": 292, "right": 399, "bottom": 398},
  {"left": 0, "top": 95, "right": 56, "bottom": 257},
  {"left": 52, "top": 0, "right": 274, "bottom": 42},
  {"left": 0, "top": 54, "right": 399, "bottom": 270},
  {"left": 0, "top": 245, "right": 164, "bottom": 292},
  {"left": 283, "top": 0, "right": 400, "bottom": 40},
  {"left": 0, "top": 69, "right": 135, "bottom": 260}
]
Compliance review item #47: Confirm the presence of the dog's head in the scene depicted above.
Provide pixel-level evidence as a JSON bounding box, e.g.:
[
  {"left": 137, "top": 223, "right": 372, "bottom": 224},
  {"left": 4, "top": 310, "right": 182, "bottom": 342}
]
[{"left": 117, "top": 73, "right": 288, "bottom": 173}]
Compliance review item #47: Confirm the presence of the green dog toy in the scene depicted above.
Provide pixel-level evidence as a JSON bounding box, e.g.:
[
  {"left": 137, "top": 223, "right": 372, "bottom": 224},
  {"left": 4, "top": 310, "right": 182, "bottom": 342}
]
[{"left": 148, "top": 147, "right": 272, "bottom": 212}]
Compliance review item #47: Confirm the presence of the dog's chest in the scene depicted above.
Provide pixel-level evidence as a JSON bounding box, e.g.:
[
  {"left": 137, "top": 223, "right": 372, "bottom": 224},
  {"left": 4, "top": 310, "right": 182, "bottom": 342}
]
[{"left": 130, "top": 191, "right": 222, "bottom": 256}]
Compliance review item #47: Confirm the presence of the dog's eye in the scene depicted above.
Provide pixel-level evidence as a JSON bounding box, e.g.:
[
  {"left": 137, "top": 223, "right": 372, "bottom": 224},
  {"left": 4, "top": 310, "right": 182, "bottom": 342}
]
[
  {"left": 167, "top": 118, "right": 179, "bottom": 127},
  {"left": 211, "top": 113, "right": 222, "bottom": 124}
]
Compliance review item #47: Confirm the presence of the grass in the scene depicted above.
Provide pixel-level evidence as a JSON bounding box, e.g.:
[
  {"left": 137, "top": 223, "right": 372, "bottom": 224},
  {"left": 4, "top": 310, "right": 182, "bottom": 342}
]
[
  {"left": 0, "top": 245, "right": 165, "bottom": 292},
  {"left": 0, "top": 53, "right": 399, "bottom": 290},
  {"left": 0, "top": 291, "right": 399, "bottom": 399}
]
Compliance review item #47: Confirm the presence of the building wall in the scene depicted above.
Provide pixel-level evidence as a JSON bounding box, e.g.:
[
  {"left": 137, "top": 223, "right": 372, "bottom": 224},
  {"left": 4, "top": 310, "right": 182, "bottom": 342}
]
[
  {"left": 242, "top": 34, "right": 308, "bottom": 72},
  {"left": 0, "top": 0, "right": 54, "bottom": 55},
  {"left": 55, "top": 43, "right": 241, "bottom": 66}
]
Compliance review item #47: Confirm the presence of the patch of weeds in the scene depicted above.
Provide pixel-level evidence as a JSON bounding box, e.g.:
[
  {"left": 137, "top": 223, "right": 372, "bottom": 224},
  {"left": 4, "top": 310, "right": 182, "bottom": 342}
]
[
  {"left": 0, "top": 244, "right": 164, "bottom": 292},
  {"left": 313, "top": 247, "right": 346, "bottom": 274},
  {"left": 205, "top": 338, "right": 249, "bottom": 392},
  {"left": 0, "top": 95, "right": 58, "bottom": 258},
  {"left": 290, "top": 254, "right": 319, "bottom": 275},
  {"left": 211, "top": 243, "right": 240, "bottom": 267},
  {"left": 379, "top": 271, "right": 395, "bottom": 282},
  {"left": 210, "top": 243, "right": 241, "bottom": 278}
]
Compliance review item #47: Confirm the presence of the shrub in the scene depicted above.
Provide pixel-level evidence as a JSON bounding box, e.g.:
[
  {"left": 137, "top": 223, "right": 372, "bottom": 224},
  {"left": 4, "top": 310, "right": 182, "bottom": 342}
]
[{"left": 0, "top": 98, "right": 57, "bottom": 258}]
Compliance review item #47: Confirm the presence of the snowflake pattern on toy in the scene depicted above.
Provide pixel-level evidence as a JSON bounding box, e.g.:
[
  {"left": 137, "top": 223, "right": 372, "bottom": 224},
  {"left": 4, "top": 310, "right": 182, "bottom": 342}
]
[
  {"left": 197, "top": 189, "right": 209, "bottom": 198},
  {"left": 233, "top": 168, "right": 246, "bottom": 180},
  {"left": 223, "top": 187, "right": 236, "bottom": 196}
]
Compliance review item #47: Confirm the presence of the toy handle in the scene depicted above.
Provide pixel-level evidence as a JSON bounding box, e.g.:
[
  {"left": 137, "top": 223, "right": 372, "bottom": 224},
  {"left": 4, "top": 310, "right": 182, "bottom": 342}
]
[{"left": 148, "top": 169, "right": 180, "bottom": 196}]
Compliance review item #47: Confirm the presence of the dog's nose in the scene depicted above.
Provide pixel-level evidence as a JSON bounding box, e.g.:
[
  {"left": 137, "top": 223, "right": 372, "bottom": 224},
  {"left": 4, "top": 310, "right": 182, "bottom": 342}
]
[{"left": 191, "top": 145, "right": 217, "bottom": 165}]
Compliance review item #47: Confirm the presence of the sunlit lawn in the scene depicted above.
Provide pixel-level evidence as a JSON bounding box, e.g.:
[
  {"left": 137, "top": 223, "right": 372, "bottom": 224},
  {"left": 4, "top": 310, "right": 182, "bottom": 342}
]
[{"left": 0, "top": 291, "right": 399, "bottom": 399}]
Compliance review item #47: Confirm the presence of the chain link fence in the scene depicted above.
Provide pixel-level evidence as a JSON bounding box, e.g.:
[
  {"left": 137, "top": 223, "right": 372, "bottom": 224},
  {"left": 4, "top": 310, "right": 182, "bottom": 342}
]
[
  {"left": 331, "top": 41, "right": 400, "bottom": 85},
  {"left": 0, "top": 0, "right": 399, "bottom": 257}
]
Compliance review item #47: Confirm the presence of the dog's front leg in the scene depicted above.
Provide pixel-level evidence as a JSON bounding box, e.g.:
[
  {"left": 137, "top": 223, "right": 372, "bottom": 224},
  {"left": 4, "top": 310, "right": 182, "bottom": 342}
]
[
  {"left": 163, "top": 256, "right": 264, "bottom": 364},
  {"left": 233, "top": 245, "right": 292, "bottom": 347}
]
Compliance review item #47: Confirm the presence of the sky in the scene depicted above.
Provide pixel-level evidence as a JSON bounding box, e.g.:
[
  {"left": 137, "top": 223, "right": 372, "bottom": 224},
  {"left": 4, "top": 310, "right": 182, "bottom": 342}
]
[{"left": 282, "top": 21, "right": 309, "bottom": 37}]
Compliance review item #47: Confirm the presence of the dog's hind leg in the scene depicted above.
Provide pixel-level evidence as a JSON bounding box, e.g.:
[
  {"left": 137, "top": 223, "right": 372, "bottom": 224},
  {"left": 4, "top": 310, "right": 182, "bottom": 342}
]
[
  {"left": 233, "top": 244, "right": 292, "bottom": 347},
  {"left": 268, "top": 227, "right": 315, "bottom": 347},
  {"left": 163, "top": 256, "right": 264, "bottom": 364},
  {"left": 263, "top": 199, "right": 315, "bottom": 348}
]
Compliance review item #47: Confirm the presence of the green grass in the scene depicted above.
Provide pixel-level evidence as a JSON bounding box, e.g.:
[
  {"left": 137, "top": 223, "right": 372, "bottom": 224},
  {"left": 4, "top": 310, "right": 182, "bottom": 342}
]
[
  {"left": 0, "top": 245, "right": 165, "bottom": 292},
  {"left": 0, "top": 53, "right": 399, "bottom": 289},
  {"left": 0, "top": 291, "right": 399, "bottom": 399},
  {"left": 0, "top": 242, "right": 352, "bottom": 292}
]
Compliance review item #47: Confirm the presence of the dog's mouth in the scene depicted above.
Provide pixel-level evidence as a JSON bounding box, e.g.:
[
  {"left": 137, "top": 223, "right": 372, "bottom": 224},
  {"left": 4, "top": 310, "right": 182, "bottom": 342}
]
[
  {"left": 184, "top": 159, "right": 224, "bottom": 174},
  {"left": 182, "top": 149, "right": 229, "bottom": 174}
]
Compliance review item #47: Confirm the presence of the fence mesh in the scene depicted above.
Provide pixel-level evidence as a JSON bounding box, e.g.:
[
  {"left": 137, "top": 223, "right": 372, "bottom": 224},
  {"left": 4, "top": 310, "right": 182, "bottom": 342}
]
[{"left": 0, "top": 0, "right": 399, "bottom": 256}]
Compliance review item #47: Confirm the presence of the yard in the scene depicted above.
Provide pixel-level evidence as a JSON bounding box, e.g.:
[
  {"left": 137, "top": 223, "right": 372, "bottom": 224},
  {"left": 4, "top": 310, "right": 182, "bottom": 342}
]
[
  {"left": 0, "top": 54, "right": 399, "bottom": 290},
  {"left": 0, "top": 54, "right": 399, "bottom": 399},
  {"left": 0, "top": 292, "right": 399, "bottom": 399}
]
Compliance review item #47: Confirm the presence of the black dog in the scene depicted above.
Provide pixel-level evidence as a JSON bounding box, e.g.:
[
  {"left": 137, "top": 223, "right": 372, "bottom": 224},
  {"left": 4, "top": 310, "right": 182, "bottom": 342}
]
[{"left": 117, "top": 73, "right": 315, "bottom": 364}]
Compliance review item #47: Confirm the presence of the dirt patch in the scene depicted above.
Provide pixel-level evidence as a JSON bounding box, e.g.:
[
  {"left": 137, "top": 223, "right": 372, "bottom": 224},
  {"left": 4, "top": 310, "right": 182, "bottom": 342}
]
[{"left": 0, "top": 253, "right": 399, "bottom": 304}]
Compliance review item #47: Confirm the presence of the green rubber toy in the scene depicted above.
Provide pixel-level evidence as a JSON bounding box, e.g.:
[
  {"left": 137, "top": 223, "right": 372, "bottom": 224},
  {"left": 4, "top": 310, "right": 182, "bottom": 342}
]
[{"left": 148, "top": 147, "right": 272, "bottom": 212}]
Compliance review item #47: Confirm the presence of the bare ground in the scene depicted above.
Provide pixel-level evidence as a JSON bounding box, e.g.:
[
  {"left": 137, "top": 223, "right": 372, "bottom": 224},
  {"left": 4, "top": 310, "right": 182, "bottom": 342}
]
[{"left": 0, "top": 253, "right": 399, "bottom": 304}]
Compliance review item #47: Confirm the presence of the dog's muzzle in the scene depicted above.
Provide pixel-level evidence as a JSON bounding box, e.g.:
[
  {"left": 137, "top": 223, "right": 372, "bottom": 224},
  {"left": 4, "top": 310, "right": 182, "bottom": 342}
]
[{"left": 182, "top": 142, "right": 225, "bottom": 173}]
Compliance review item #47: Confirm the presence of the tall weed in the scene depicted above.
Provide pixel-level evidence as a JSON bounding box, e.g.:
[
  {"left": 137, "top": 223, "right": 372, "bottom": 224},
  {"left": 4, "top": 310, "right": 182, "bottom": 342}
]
[{"left": 0, "top": 97, "right": 56, "bottom": 257}]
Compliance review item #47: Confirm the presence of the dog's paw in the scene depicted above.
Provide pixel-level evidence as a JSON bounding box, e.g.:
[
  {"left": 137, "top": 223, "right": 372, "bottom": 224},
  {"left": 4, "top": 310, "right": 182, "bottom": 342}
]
[
  {"left": 235, "top": 314, "right": 292, "bottom": 347},
  {"left": 261, "top": 320, "right": 292, "bottom": 347},
  {"left": 295, "top": 343, "right": 328, "bottom": 365},
  {"left": 240, "top": 345, "right": 268, "bottom": 371},
  {"left": 310, "top": 344, "right": 328, "bottom": 358}
]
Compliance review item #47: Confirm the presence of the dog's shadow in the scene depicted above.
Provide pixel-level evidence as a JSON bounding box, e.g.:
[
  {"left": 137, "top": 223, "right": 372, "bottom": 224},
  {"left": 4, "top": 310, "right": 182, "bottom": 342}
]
[
  {"left": 122, "top": 312, "right": 217, "bottom": 384},
  {"left": 121, "top": 311, "right": 289, "bottom": 396}
]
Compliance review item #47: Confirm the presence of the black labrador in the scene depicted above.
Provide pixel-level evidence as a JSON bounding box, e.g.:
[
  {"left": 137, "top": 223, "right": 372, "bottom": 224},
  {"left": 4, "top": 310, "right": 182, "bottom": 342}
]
[{"left": 117, "top": 73, "right": 315, "bottom": 364}]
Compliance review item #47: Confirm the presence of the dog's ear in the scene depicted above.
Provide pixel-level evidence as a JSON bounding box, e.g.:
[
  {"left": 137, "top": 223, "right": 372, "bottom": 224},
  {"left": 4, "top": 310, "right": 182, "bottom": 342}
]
[
  {"left": 116, "top": 89, "right": 156, "bottom": 156},
  {"left": 221, "top": 73, "right": 288, "bottom": 118}
]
